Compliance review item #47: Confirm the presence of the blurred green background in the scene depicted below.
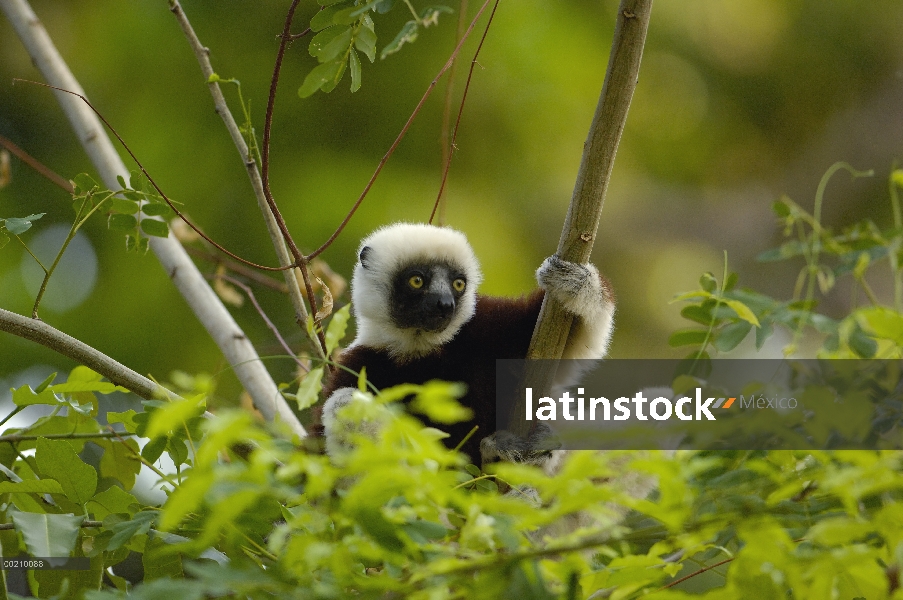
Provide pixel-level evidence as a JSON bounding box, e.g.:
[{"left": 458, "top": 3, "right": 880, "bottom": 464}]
[{"left": 1, "top": 0, "right": 902, "bottom": 404}]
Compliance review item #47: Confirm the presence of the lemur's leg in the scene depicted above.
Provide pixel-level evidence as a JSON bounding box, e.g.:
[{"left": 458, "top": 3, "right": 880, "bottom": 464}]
[{"left": 322, "top": 387, "right": 387, "bottom": 458}]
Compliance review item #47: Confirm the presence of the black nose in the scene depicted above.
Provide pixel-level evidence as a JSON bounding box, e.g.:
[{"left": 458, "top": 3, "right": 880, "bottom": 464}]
[{"left": 436, "top": 294, "right": 455, "bottom": 316}]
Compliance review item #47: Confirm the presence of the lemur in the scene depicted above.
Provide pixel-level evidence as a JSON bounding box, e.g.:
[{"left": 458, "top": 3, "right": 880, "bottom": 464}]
[{"left": 321, "top": 222, "right": 615, "bottom": 468}]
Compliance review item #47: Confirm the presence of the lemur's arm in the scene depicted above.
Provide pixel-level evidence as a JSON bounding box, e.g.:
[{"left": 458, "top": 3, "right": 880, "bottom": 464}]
[
  {"left": 535, "top": 255, "right": 615, "bottom": 360},
  {"left": 479, "top": 255, "right": 615, "bottom": 471}
]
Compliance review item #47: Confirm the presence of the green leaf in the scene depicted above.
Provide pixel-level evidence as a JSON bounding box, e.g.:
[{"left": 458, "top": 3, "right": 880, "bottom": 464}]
[
  {"left": 320, "top": 59, "right": 348, "bottom": 93},
  {"left": 108, "top": 213, "right": 138, "bottom": 232},
  {"left": 755, "top": 320, "right": 773, "bottom": 350},
  {"left": 668, "top": 329, "right": 709, "bottom": 348},
  {"left": 332, "top": 6, "right": 361, "bottom": 25},
  {"left": 772, "top": 198, "right": 791, "bottom": 217},
  {"left": 699, "top": 272, "right": 718, "bottom": 293},
  {"left": 11, "top": 512, "right": 85, "bottom": 557},
  {"left": 108, "top": 410, "right": 139, "bottom": 434},
  {"left": 680, "top": 304, "right": 713, "bottom": 326},
  {"left": 34, "top": 372, "right": 57, "bottom": 393},
  {"left": 167, "top": 437, "right": 189, "bottom": 466},
  {"left": 375, "top": 0, "right": 395, "bottom": 13},
  {"left": 381, "top": 20, "right": 418, "bottom": 59},
  {"left": 3, "top": 213, "right": 46, "bottom": 235},
  {"left": 106, "top": 511, "right": 156, "bottom": 551},
  {"left": 97, "top": 439, "right": 142, "bottom": 491},
  {"left": 125, "top": 234, "right": 150, "bottom": 254},
  {"left": 349, "top": 47, "right": 362, "bottom": 92},
  {"left": 72, "top": 173, "right": 99, "bottom": 195},
  {"left": 857, "top": 306, "right": 903, "bottom": 344},
  {"left": 757, "top": 240, "right": 807, "bottom": 262},
  {"left": 129, "top": 170, "right": 144, "bottom": 191},
  {"left": 724, "top": 271, "right": 739, "bottom": 291},
  {"left": 140, "top": 218, "right": 170, "bottom": 238},
  {"left": 141, "top": 436, "right": 168, "bottom": 463},
  {"left": 670, "top": 290, "right": 713, "bottom": 303},
  {"left": 141, "top": 203, "right": 175, "bottom": 218},
  {"left": 87, "top": 486, "right": 139, "bottom": 520},
  {"left": 109, "top": 198, "right": 139, "bottom": 215},
  {"left": 51, "top": 380, "right": 123, "bottom": 395},
  {"left": 848, "top": 324, "right": 877, "bottom": 358},
  {"left": 357, "top": 366, "right": 368, "bottom": 391},
  {"left": 11, "top": 384, "right": 61, "bottom": 408},
  {"left": 144, "top": 535, "right": 184, "bottom": 581},
  {"left": 310, "top": 2, "right": 353, "bottom": 31},
  {"left": 146, "top": 396, "right": 206, "bottom": 439},
  {"left": 408, "top": 381, "right": 471, "bottom": 424},
  {"left": 309, "top": 25, "right": 352, "bottom": 60},
  {"left": 0, "top": 480, "right": 65, "bottom": 495},
  {"left": 3, "top": 416, "right": 101, "bottom": 452},
  {"left": 34, "top": 437, "right": 97, "bottom": 505},
  {"left": 355, "top": 20, "right": 377, "bottom": 62},
  {"left": 325, "top": 304, "right": 351, "bottom": 356},
  {"left": 402, "top": 520, "right": 449, "bottom": 543},
  {"left": 722, "top": 299, "right": 761, "bottom": 327},
  {"left": 675, "top": 350, "right": 712, "bottom": 378},
  {"left": 0, "top": 231, "right": 9, "bottom": 249},
  {"left": 713, "top": 320, "right": 752, "bottom": 352},
  {"left": 299, "top": 59, "right": 345, "bottom": 98},
  {"left": 420, "top": 5, "right": 453, "bottom": 26},
  {"left": 293, "top": 367, "right": 324, "bottom": 411},
  {"left": 116, "top": 175, "right": 127, "bottom": 189},
  {"left": 159, "top": 472, "right": 214, "bottom": 532},
  {"left": 356, "top": 507, "right": 405, "bottom": 552},
  {"left": 350, "top": 0, "right": 381, "bottom": 17}
]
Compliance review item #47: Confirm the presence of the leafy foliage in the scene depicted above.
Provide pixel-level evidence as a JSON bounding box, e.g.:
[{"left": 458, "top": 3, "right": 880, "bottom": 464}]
[
  {"left": 2, "top": 171, "right": 175, "bottom": 317},
  {"left": 672, "top": 164, "right": 903, "bottom": 364},
  {"left": 300, "top": 0, "right": 453, "bottom": 97},
  {"left": 3, "top": 363, "right": 903, "bottom": 598}
]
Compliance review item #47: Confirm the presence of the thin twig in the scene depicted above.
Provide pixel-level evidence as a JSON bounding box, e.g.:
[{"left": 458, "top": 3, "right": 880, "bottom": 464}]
[
  {"left": 0, "top": 521, "right": 103, "bottom": 531},
  {"left": 430, "top": 0, "right": 499, "bottom": 224},
  {"left": 13, "top": 79, "right": 288, "bottom": 274},
  {"left": 107, "top": 426, "right": 180, "bottom": 485},
  {"left": 0, "top": 307, "right": 176, "bottom": 402},
  {"left": 168, "top": 0, "right": 320, "bottom": 356},
  {"left": 307, "top": 0, "right": 497, "bottom": 260},
  {"left": 0, "top": 431, "right": 125, "bottom": 443},
  {"left": 0, "top": 133, "right": 73, "bottom": 193},
  {"left": 185, "top": 245, "right": 289, "bottom": 294},
  {"left": 660, "top": 557, "right": 733, "bottom": 589},
  {"left": 2, "top": 0, "right": 307, "bottom": 437},
  {"left": 261, "top": 0, "right": 328, "bottom": 356},
  {"left": 213, "top": 274, "right": 307, "bottom": 371},
  {"left": 435, "top": 0, "right": 470, "bottom": 226}
]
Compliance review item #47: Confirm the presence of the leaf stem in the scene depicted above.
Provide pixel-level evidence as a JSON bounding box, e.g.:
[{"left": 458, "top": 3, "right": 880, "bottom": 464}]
[
  {"left": 31, "top": 194, "right": 93, "bottom": 318},
  {"left": 402, "top": 0, "right": 422, "bottom": 23}
]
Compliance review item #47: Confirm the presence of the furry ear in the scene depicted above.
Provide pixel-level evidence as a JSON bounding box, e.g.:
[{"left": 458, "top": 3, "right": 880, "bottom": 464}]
[{"left": 359, "top": 246, "right": 372, "bottom": 268}]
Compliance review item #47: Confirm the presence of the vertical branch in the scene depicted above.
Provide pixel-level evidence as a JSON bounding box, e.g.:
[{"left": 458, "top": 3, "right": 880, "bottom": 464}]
[
  {"left": 1, "top": 0, "right": 308, "bottom": 438},
  {"left": 168, "top": 0, "right": 323, "bottom": 359},
  {"left": 511, "top": 0, "right": 654, "bottom": 436}
]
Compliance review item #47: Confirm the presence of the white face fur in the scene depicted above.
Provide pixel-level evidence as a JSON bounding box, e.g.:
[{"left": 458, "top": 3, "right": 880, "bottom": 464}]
[{"left": 349, "top": 223, "right": 483, "bottom": 360}]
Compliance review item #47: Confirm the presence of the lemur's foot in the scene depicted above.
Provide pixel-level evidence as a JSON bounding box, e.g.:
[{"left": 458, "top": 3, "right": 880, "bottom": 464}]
[{"left": 480, "top": 422, "right": 561, "bottom": 469}]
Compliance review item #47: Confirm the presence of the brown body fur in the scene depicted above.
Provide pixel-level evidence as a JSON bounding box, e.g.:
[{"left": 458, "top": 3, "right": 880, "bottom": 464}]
[{"left": 323, "top": 291, "right": 544, "bottom": 464}]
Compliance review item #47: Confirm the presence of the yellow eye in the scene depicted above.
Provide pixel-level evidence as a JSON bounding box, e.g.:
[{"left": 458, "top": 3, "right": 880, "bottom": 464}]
[
  {"left": 453, "top": 278, "right": 466, "bottom": 293},
  {"left": 409, "top": 275, "right": 424, "bottom": 289}
]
